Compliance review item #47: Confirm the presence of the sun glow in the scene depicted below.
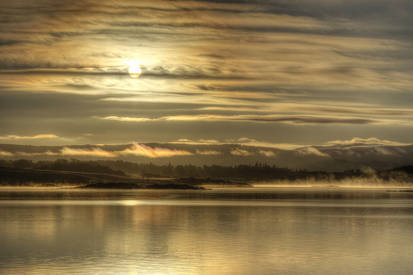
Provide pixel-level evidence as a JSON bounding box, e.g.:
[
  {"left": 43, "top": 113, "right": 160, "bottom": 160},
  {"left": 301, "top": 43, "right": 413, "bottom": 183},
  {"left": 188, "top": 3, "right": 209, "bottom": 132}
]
[{"left": 125, "top": 60, "right": 142, "bottom": 78}]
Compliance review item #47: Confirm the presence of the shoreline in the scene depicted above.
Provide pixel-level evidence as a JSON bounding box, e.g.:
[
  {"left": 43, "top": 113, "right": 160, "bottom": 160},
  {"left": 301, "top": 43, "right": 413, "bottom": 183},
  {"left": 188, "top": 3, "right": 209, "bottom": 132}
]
[{"left": 2, "top": 183, "right": 413, "bottom": 190}]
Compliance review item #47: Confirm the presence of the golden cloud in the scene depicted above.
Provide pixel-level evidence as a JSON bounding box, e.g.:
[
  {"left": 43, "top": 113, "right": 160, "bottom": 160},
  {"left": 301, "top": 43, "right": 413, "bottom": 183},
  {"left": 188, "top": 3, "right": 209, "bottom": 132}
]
[
  {"left": 296, "top": 147, "right": 329, "bottom": 157},
  {"left": 1, "top": 143, "right": 194, "bottom": 159},
  {"left": 259, "top": 150, "right": 276, "bottom": 157},
  {"left": 0, "top": 134, "right": 59, "bottom": 140},
  {"left": 98, "top": 114, "right": 390, "bottom": 125},
  {"left": 60, "top": 147, "right": 117, "bottom": 158},
  {"left": 230, "top": 148, "right": 253, "bottom": 156},
  {"left": 0, "top": 151, "right": 14, "bottom": 157},
  {"left": 120, "top": 143, "right": 192, "bottom": 158},
  {"left": 326, "top": 137, "right": 409, "bottom": 147}
]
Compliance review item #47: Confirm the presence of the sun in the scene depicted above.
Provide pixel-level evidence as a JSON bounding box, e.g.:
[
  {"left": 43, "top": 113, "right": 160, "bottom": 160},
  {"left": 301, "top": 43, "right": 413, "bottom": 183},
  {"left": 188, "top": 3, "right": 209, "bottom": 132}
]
[{"left": 125, "top": 60, "right": 142, "bottom": 78}]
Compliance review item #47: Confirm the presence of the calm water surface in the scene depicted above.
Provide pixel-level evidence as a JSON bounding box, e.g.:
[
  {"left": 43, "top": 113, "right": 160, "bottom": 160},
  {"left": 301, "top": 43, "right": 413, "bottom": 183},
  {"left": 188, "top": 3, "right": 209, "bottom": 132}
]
[{"left": 1, "top": 187, "right": 413, "bottom": 275}]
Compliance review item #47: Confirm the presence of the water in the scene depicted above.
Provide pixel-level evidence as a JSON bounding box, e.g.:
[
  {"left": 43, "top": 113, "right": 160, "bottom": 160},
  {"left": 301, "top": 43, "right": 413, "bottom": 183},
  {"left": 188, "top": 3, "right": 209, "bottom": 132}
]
[{"left": 1, "top": 188, "right": 413, "bottom": 275}]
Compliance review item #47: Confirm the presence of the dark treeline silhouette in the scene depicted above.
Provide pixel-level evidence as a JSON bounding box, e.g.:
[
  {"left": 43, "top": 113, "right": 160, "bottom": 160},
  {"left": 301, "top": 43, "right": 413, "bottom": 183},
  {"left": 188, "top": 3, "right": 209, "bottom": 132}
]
[
  {"left": 1, "top": 159, "right": 413, "bottom": 185},
  {"left": 0, "top": 159, "right": 125, "bottom": 176},
  {"left": 0, "top": 159, "right": 333, "bottom": 180}
]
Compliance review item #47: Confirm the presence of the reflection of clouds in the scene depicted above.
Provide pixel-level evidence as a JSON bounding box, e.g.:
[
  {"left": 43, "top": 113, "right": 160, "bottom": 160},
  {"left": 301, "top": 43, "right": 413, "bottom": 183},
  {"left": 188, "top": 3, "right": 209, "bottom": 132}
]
[{"left": 1, "top": 197, "right": 412, "bottom": 274}]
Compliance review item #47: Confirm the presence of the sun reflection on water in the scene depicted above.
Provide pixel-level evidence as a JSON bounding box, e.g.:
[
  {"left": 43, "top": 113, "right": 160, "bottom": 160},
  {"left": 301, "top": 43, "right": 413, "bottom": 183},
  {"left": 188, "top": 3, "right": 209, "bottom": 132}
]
[{"left": 120, "top": 200, "right": 141, "bottom": 206}]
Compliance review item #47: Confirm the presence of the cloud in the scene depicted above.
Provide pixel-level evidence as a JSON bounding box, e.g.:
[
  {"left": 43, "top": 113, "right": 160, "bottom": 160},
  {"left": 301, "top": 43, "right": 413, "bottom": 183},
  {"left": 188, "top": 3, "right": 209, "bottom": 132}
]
[
  {"left": 237, "top": 137, "right": 254, "bottom": 143},
  {"left": 198, "top": 139, "right": 220, "bottom": 144},
  {"left": 98, "top": 114, "right": 388, "bottom": 125},
  {"left": 170, "top": 137, "right": 307, "bottom": 150},
  {"left": 373, "top": 147, "right": 399, "bottom": 156},
  {"left": 101, "top": 116, "right": 153, "bottom": 122},
  {"left": 0, "top": 134, "right": 59, "bottom": 140},
  {"left": 2, "top": 136, "right": 413, "bottom": 171},
  {"left": 235, "top": 138, "right": 306, "bottom": 150},
  {"left": 60, "top": 147, "right": 117, "bottom": 158},
  {"left": 259, "top": 150, "right": 276, "bottom": 157},
  {"left": 0, "top": 68, "right": 246, "bottom": 80},
  {"left": 296, "top": 147, "right": 329, "bottom": 157},
  {"left": 1, "top": 0, "right": 413, "bottom": 148},
  {"left": 15, "top": 151, "right": 59, "bottom": 157},
  {"left": 1, "top": 143, "right": 193, "bottom": 159},
  {"left": 0, "top": 151, "right": 13, "bottom": 157},
  {"left": 231, "top": 148, "right": 253, "bottom": 156},
  {"left": 326, "top": 137, "right": 410, "bottom": 147},
  {"left": 119, "top": 143, "right": 192, "bottom": 158},
  {"left": 196, "top": 149, "right": 221, "bottom": 155},
  {"left": 170, "top": 139, "right": 221, "bottom": 145},
  {"left": 199, "top": 103, "right": 413, "bottom": 118}
]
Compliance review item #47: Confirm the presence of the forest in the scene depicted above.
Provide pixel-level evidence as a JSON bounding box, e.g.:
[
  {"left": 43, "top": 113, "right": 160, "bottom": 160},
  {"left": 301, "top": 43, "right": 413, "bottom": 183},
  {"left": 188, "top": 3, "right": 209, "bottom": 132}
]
[{"left": 1, "top": 159, "right": 413, "bottom": 187}]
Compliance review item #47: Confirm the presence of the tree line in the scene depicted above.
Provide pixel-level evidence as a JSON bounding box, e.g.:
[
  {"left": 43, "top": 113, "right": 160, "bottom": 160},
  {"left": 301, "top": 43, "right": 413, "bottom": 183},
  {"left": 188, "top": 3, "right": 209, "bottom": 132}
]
[{"left": 0, "top": 158, "right": 412, "bottom": 182}]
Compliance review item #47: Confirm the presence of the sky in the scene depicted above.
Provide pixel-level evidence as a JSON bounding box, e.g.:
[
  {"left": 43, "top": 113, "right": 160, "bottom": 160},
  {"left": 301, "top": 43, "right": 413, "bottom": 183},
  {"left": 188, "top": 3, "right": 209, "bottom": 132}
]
[{"left": 1, "top": 0, "right": 413, "bottom": 150}]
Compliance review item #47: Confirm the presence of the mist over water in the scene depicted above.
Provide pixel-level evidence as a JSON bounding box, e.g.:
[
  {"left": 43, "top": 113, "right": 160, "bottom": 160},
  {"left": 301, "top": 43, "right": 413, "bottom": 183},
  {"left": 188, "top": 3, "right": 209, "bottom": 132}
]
[{"left": 1, "top": 189, "right": 413, "bottom": 275}]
